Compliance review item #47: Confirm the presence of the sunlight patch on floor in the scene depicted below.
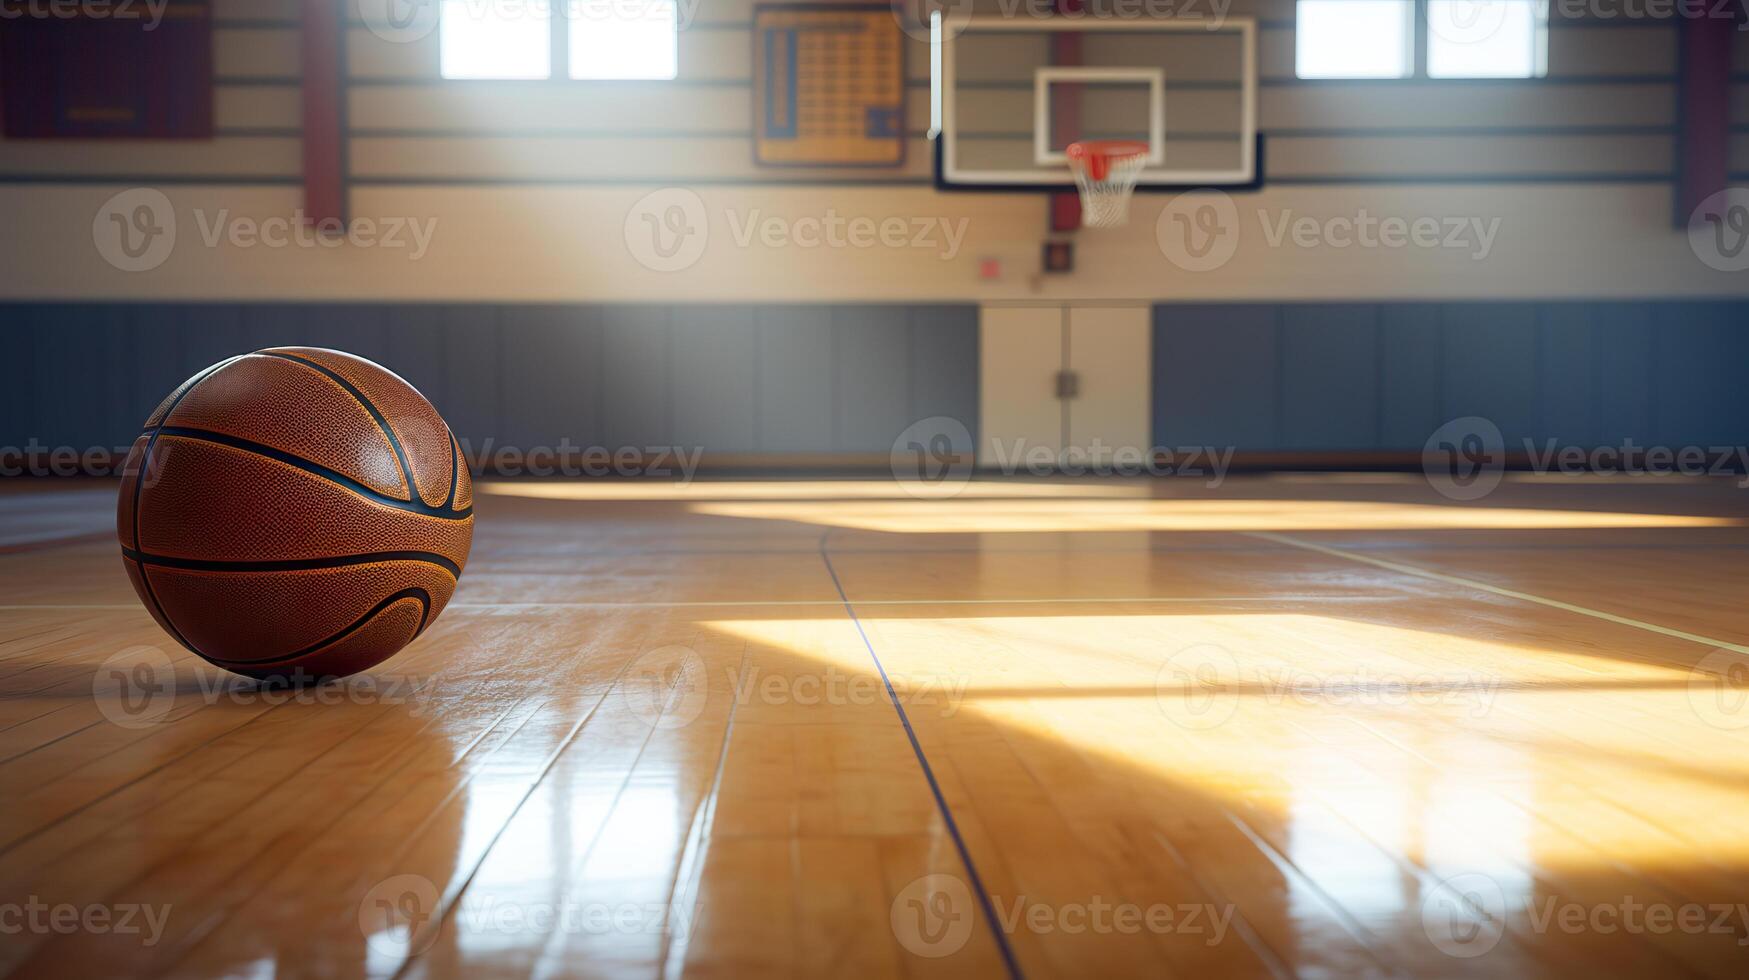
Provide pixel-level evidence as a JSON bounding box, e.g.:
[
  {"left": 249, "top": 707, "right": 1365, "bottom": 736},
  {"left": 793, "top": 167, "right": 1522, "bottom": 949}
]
[
  {"left": 684, "top": 498, "right": 1738, "bottom": 533},
  {"left": 702, "top": 610, "right": 1749, "bottom": 875}
]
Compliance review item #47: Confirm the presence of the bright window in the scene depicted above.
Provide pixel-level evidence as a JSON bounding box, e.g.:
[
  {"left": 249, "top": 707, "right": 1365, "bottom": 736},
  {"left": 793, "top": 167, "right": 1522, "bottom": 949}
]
[
  {"left": 439, "top": 0, "right": 679, "bottom": 81},
  {"left": 570, "top": 0, "right": 679, "bottom": 80},
  {"left": 1295, "top": 0, "right": 1415, "bottom": 79},
  {"left": 440, "top": 0, "right": 550, "bottom": 80},
  {"left": 1427, "top": 0, "right": 1549, "bottom": 78}
]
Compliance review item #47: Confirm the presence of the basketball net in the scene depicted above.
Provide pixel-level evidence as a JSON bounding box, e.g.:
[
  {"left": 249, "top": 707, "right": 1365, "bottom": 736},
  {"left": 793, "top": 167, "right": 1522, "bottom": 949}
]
[{"left": 1066, "top": 141, "right": 1149, "bottom": 228}]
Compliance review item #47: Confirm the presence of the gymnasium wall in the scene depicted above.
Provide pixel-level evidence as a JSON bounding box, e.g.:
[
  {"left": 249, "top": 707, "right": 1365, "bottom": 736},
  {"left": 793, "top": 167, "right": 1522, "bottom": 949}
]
[
  {"left": 1155, "top": 300, "right": 1749, "bottom": 452},
  {"left": 7, "top": 299, "right": 1746, "bottom": 459},
  {"left": 0, "top": 302, "right": 980, "bottom": 459},
  {"left": 0, "top": 0, "right": 1747, "bottom": 302}
]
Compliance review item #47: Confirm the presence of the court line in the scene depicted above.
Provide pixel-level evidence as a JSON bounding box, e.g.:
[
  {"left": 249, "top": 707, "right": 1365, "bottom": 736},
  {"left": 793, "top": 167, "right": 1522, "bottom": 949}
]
[
  {"left": 818, "top": 539, "right": 1027, "bottom": 980},
  {"left": 1247, "top": 531, "right": 1749, "bottom": 656}
]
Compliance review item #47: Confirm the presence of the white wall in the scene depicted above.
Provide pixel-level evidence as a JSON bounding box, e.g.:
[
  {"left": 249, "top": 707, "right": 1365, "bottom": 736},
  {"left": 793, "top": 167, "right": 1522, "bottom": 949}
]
[
  {"left": 2, "top": 0, "right": 1747, "bottom": 303},
  {"left": 3, "top": 183, "right": 1745, "bottom": 302}
]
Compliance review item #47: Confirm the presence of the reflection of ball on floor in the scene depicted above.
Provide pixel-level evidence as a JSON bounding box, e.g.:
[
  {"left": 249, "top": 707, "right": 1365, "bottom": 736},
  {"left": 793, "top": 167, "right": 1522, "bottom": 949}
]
[{"left": 117, "top": 348, "right": 474, "bottom": 679}]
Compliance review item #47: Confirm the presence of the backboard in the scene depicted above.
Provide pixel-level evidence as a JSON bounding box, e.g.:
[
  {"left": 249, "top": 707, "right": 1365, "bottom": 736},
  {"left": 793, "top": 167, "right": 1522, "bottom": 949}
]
[{"left": 930, "top": 11, "right": 1260, "bottom": 192}]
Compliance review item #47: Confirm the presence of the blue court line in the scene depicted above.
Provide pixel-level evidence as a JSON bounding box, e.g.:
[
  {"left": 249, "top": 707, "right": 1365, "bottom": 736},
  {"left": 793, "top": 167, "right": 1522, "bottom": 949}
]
[{"left": 816, "top": 534, "right": 1026, "bottom": 980}]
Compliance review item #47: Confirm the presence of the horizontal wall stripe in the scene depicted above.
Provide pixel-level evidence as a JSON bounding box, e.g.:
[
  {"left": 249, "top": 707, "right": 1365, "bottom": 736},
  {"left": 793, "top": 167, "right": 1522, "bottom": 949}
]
[
  {"left": 213, "top": 0, "right": 297, "bottom": 15},
  {"left": 342, "top": 130, "right": 1666, "bottom": 183},
  {"left": 347, "top": 78, "right": 756, "bottom": 88},
  {"left": 1269, "top": 75, "right": 1677, "bottom": 87},
  {"left": 1267, "top": 133, "right": 1673, "bottom": 180},
  {"left": 0, "top": 169, "right": 1671, "bottom": 191},
  {"left": 347, "top": 128, "right": 761, "bottom": 139},
  {"left": 345, "top": 175, "right": 938, "bottom": 186},
  {"left": 1269, "top": 173, "right": 1675, "bottom": 185},
  {"left": 959, "top": 125, "right": 1677, "bottom": 140},
  {"left": 1264, "top": 83, "right": 1674, "bottom": 129},
  {"left": 355, "top": 83, "right": 1675, "bottom": 143},
  {"left": 346, "top": 135, "right": 930, "bottom": 181},
  {"left": 333, "top": 173, "right": 1678, "bottom": 188},
  {"left": 956, "top": 80, "right": 1244, "bottom": 91},
  {"left": 0, "top": 138, "right": 303, "bottom": 179},
  {"left": 215, "top": 127, "right": 305, "bottom": 137},
  {"left": 214, "top": 77, "right": 304, "bottom": 87},
  {"left": 337, "top": 17, "right": 772, "bottom": 28},
  {"left": 1264, "top": 125, "right": 1675, "bottom": 138},
  {"left": 0, "top": 176, "right": 304, "bottom": 186}
]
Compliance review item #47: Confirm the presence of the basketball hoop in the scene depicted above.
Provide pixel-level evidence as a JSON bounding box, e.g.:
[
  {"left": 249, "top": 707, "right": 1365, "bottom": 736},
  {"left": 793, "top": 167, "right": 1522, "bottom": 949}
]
[{"left": 1065, "top": 140, "right": 1149, "bottom": 228}]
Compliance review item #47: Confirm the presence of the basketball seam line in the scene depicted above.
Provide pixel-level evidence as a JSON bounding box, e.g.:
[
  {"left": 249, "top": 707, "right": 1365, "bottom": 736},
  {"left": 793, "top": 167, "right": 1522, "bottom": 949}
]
[
  {"left": 152, "top": 426, "right": 474, "bottom": 521},
  {"left": 131, "top": 355, "right": 246, "bottom": 658},
  {"left": 199, "top": 587, "right": 433, "bottom": 669},
  {"left": 255, "top": 349, "right": 439, "bottom": 509},
  {"left": 120, "top": 546, "right": 462, "bottom": 579},
  {"left": 246, "top": 349, "right": 418, "bottom": 503},
  {"left": 444, "top": 433, "right": 459, "bottom": 510}
]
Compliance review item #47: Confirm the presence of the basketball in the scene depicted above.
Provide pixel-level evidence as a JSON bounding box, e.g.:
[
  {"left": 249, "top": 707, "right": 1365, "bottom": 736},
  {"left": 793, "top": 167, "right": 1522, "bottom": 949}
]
[{"left": 116, "top": 348, "right": 473, "bottom": 680}]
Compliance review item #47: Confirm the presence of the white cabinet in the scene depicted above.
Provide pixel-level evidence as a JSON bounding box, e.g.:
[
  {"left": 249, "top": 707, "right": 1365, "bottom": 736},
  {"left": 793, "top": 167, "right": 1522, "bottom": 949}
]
[{"left": 978, "top": 304, "right": 1152, "bottom": 469}]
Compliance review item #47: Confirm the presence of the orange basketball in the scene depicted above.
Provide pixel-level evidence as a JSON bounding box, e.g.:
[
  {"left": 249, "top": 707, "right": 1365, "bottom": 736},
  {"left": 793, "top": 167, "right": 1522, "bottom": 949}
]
[{"left": 117, "top": 348, "right": 474, "bottom": 679}]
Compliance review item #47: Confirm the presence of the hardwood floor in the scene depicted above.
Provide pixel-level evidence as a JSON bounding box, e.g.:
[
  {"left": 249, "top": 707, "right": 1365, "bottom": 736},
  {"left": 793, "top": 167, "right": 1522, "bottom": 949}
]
[{"left": 2, "top": 475, "right": 1748, "bottom": 978}]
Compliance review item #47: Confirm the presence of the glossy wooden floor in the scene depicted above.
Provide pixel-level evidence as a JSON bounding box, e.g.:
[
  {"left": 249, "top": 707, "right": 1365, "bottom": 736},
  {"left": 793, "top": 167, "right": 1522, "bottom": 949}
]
[{"left": 3, "top": 475, "right": 1749, "bottom": 979}]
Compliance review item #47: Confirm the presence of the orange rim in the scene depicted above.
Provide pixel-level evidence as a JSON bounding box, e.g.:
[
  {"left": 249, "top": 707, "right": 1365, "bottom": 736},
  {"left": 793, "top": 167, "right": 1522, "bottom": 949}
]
[{"left": 1066, "top": 140, "right": 1149, "bottom": 182}]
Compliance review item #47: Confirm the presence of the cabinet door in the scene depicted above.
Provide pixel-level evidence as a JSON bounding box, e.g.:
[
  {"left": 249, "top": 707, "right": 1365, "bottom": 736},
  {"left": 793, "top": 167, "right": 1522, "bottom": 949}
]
[
  {"left": 1067, "top": 306, "right": 1152, "bottom": 462},
  {"left": 979, "top": 306, "right": 1064, "bottom": 467}
]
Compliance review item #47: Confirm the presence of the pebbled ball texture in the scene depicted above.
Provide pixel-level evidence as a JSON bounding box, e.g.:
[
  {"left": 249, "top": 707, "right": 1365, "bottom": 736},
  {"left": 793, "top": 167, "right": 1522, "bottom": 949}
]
[{"left": 117, "top": 348, "right": 474, "bottom": 679}]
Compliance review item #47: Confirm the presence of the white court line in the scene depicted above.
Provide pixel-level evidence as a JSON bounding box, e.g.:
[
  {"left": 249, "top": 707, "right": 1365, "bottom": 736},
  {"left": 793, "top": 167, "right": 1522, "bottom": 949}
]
[
  {"left": 0, "top": 595, "right": 1404, "bottom": 613},
  {"left": 1247, "top": 531, "right": 1749, "bottom": 656}
]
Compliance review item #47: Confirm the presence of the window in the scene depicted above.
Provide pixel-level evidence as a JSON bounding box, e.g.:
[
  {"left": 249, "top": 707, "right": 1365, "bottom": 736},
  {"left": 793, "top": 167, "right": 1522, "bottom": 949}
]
[
  {"left": 440, "top": 0, "right": 679, "bottom": 81},
  {"left": 1427, "top": 1, "right": 1548, "bottom": 79},
  {"left": 1296, "top": 0, "right": 1415, "bottom": 80},
  {"left": 570, "top": 0, "right": 678, "bottom": 80},
  {"left": 1295, "top": 0, "right": 1548, "bottom": 80},
  {"left": 440, "top": 0, "right": 550, "bottom": 80}
]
